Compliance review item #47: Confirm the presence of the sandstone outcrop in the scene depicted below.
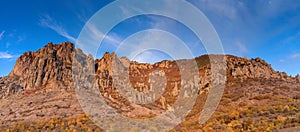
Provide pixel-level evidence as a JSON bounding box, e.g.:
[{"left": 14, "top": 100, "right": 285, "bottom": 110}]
[
  {"left": 0, "top": 42, "right": 74, "bottom": 99},
  {"left": 296, "top": 74, "right": 300, "bottom": 83},
  {"left": 0, "top": 42, "right": 297, "bottom": 100},
  {"left": 226, "top": 55, "right": 293, "bottom": 81}
]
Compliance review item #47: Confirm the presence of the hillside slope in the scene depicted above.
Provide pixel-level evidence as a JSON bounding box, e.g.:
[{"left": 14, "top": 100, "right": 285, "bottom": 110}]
[{"left": 0, "top": 42, "right": 299, "bottom": 131}]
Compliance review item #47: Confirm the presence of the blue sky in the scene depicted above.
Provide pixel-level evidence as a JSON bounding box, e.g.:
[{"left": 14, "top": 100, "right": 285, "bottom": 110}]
[{"left": 0, "top": 0, "right": 300, "bottom": 77}]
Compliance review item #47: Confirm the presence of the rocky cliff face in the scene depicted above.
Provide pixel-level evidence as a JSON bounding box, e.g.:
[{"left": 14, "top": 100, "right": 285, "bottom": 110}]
[
  {"left": 226, "top": 55, "right": 292, "bottom": 81},
  {"left": 0, "top": 42, "right": 74, "bottom": 98},
  {"left": 10, "top": 42, "right": 74, "bottom": 89},
  {"left": 296, "top": 75, "right": 300, "bottom": 83},
  {"left": 0, "top": 42, "right": 297, "bottom": 100}
]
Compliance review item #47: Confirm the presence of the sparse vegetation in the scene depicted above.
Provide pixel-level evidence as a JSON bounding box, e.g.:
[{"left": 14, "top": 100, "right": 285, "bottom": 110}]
[{"left": 0, "top": 114, "right": 103, "bottom": 132}]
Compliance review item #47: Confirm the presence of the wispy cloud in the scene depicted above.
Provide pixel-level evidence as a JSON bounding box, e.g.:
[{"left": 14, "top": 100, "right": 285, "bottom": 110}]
[
  {"left": 279, "top": 59, "right": 285, "bottom": 62},
  {"left": 278, "top": 53, "right": 300, "bottom": 63},
  {"left": 5, "top": 42, "right": 10, "bottom": 48},
  {"left": 77, "top": 23, "right": 122, "bottom": 56},
  {"left": 39, "top": 15, "right": 76, "bottom": 42},
  {"left": 132, "top": 50, "right": 171, "bottom": 64},
  {"left": 281, "top": 31, "right": 300, "bottom": 45},
  {"left": 0, "top": 30, "right": 5, "bottom": 40},
  {"left": 86, "top": 23, "right": 121, "bottom": 46},
  {"left": 189, "top": 0, "right": 300, "bottom": 51},
  {"left": 235, "top": 41, "right": 248, "bottom": 54},
  {"left": 290, "top": 53, "right": 300, "bottom": 59},
  {"left": 191, "top": 0, "right": 243, "bottom": 21},
  {"left": 116, "top": 29, "right": 194, "bottom": 63},
  {"left": 0, "top": 52, "right": 13, "bottom": 59}
]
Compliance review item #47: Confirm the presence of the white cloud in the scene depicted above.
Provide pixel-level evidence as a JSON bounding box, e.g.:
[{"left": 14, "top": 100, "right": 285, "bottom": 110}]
[
  {"left": 191, "top": 0, "right": 242, "bottom": 21},
  {"left": 5, "top": 42, "right": 10, "bottom": 48},
  {"left": 39, "top": 15, "right": 76, "bottom": 42},
  {"left": 76, "top": 23, "right": 122, "bottom": 56},
  {"left": 281, "top": 31, "right": 300, "bottom": 45},
  {"left": 116, "top": 29, "right": 194, "bottom": 63},
  {"left": 235, "top": 41, "right": 248, "bottom": 54},
  {"left": 0, "top": 52, "right": 13, "bottom": 59},
  {"left": 290, "top": 53, "right": 300, "bottom": 59},
  {"left": 279, "top": 59, "right": 285, "bottom": 62},
  {"left": 17, "top": 35, "right": 26, "bottom": 43},
  {"left": 118, "top": 2, "right": 145, "bottom": 17},
  {"left": 0, "top": 30, "right": 5, "bottom": 40},
  {"left": 132, "top": 50, "right": 168, "bottom": 64},
  {"left": 86, "top": 23, "right": 121, "bottom": 46}
]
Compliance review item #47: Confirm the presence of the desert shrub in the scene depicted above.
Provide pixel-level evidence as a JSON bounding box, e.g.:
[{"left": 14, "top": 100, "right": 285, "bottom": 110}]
[
  {"left": 275, "top": 86, "right": 290, "bottom": 90},
  {"left": 252, "top": 94, "right": 271, "bottom": 100}
]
